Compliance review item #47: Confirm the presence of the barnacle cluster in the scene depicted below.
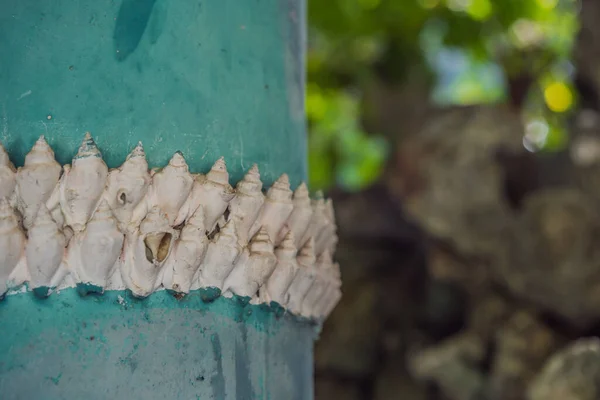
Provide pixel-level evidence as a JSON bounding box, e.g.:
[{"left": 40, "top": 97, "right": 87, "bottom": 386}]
[{"left": 0, "top": 133, "right": 341, "bottom": 321}]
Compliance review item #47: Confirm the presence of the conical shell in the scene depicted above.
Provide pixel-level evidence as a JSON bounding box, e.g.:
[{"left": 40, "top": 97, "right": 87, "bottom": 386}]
[
  {"left": 60, "top": 133, "right": 108, "bottom": 232},
  {"left": 0, "top": 135, "right": 341, "bottom": 306},
  {"left": 26, "top": 204, "right": 66, "bottom": 291},
  {"left": 297, "top": 237, "right": 316, "bottom": 267},
  {"left": 104, "top": 142, "right": 151, "bottom": 231},
  {"left": 74, "top": 132, "right": 102, "bottom": 159},
  {"left": 69, "top": 200, "right": 124, "bottom": 292},
  {"left": 16, "top": 136, "right": 62, "bottom": 229},
  {"left": 175, "top": 157, "right": 235, "bottom": 229},
  {"left": 276, "top": 230, "right": 297, "bottom": 260},
  {"left": 127, "top": 141, "right": 146, "bottom": 160},
  {"left": 122, "top": 206, "right": 174, "bottom": 297},
  {"left": 0, "top": 142, "right": 16, "bottom": 200},
  {"left": 277, "top": 182, "right": 312, "bottom": 246},
  {"left": 322, "top": 263, "right": 342, "bottom": 319},
  {"left": 224, "top": 226, "right": 277, "bottom": 299},
  {"left": 162, "top": 206, "right": 209, "bottom": 293},
  {"left": 286, "top": 238, "right": 317, "bottom": 315},
  {"left": 168, "top": 151, "right": 187, "bottom": 168},
  {"left": 315, "top": 199, "right": 337, "bottom": 256},
  {"left": 194, "top": 218, "right": 241, "bottom": 292},
  {"left": 261, "top": 230, "right": 299, "bottom": 305},
  {"left": 249, "top": 226, "right": 274, "bottom": 253},
  {"left": 207, "top": 157, "right": 229, "bottom": 184},
  {"left": 316, "top": 261, "right": 342, "bottom": 319},
  {"left": 24, "top": 136, "right": 56, "bottom": 165},
  {"left": 236, "top": 164, "right": 262, "bottom": 194},
  {"left": 0, "top": 199, "right": 26, "bottom": 295},
  {"left": 301, "top": 250, "right": 333, "bottom": 318},
  {"left": 249, "top": 173, "right": 293, "bottom": 241},
  {"left": 268, "top": 174, "right": 293, "bottom": 201},
  {"left": 228, "top": 164, "right": 265, "bottom": 245},
  {"left": 299, "top": 197, "right": 328, "bottom": 249},
  {"left": 147, "top": 151, "right": 194, "bottom": 226}
]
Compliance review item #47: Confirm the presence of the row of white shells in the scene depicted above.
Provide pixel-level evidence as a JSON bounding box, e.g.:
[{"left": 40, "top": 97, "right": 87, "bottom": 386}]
[{"left": 0, "top": 133, "right": 341, "bottom": 321}]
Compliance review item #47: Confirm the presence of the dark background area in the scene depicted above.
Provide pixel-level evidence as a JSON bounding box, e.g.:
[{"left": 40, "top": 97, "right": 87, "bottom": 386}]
[{"left": 310, "top": 1, "right": 600, "bottom": 399}]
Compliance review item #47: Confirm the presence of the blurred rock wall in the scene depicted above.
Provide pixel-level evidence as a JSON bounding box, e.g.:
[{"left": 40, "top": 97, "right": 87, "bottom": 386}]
[{"left": 316, "top": 103, "right": 600, "bottom": 399}]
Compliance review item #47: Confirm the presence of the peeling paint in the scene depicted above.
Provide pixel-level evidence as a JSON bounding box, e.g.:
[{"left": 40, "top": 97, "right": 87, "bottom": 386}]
[{"left": 0, "top": 289, "right": 315, "bottom": 399}]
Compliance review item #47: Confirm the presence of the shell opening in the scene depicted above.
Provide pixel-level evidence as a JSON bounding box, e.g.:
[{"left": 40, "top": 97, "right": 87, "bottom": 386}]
[
  {"left": 144, "top": 232, "right": 173, "bottom": 263},
  {"left": 117, "top": 190, "right": 127, "bottom": 205},
  {"left": 157, "top": 233, "right": 172, "bottom": 262}
]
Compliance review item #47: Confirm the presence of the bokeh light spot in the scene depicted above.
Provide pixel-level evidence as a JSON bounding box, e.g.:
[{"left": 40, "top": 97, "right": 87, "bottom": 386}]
[
  {"left": 306, "top": 84, "right": 327, "bottom": 121},
  {"left": 524, "top": 119, "right": 550, "bottom": 151},
  {"left": 510, "top": 19, "right": 544, "bottom": 48},
  {"left": 467, "top": 0, "right": 492, "bottom": 21},
  {"left": 544, "top": 82, "right": 573, "bottom": 113}
]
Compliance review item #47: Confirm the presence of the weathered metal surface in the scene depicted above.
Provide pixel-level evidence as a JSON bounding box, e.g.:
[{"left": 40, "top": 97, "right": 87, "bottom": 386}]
[
  {"left": 0, "top": 0, "right": 307, "bottom": 186},
  {"left": 0, "top": 289, "right": 315, "bottom": 399}
]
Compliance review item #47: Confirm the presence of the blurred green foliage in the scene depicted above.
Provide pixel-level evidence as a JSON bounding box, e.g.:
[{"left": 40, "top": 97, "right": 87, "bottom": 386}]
[
  {"left": 306, "top": 85, "right": 388, "bottom": 190},
  {"left": 307, "top": 0, "right": 580, "bottom": 191}
]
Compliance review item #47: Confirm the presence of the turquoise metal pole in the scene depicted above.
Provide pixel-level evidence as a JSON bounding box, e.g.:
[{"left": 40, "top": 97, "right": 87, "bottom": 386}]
[
  {"left": 0, "top": 1, "right": 331, "bottom": 399},
  {"left": 0, "top": 291, "right": 316, "bottom": 399},
  {"left": 0, "top": 0, "right": 307, "bottom": 186}
]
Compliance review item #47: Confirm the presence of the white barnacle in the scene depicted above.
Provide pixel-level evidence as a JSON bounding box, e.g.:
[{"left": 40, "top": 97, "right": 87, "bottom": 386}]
[
  {"left": 277, "top": 182, "right": 312, "bottom": 247},
  {"left": 26, "top": 204, "right": 66, "bottom": 295},
  {"left": 176, "top": 157, "right": 235, "bottom": 231},
  {"left": 249, "top": 173, "right": 294, "bottom": 243},
  {"left": 192, "top": 218, "right": 241, "bottom": 297},
  {"left": 260, "top": 230, "right": 298, "bottom": 306},
  {"left": 132, "top": 151, "right": 193, "bottom": 227},
  {"left": 315, "top": 198, "right": 337, "bottom": 256},
  {"left": 224, "top": 226, "right": 277, "bottom": 301},
  {"left": 0, "top": 135, "right": 343, "bottom": 307},
  {"left": 104, "top": 142, "right": 151, "bottom": 232},
  {"left": 286, "top": 238, "right": 317, "bottom": 316},
  {"left": 299, "top": 194, "right": 328, "bottom": 250},
  {"left": 0, "top": 199, "right": 26, "bottom": 295},
  {"left": 15, "top": 136, "right": 62, "bottom": 230},
  {"left": 66, "top": 200, "right": 124, "bottom": 294},
  {"left": 57, "top": 133, "right": 108, "bottom": 232},
  {"left": 161, "top": 205, "right": 209, "bottom": 294},
  {"left": 319, "top": 262, "right": 342, "bottom": 319},
  {"left": 227, "top": 164, "right": 264, "bottom": 246},
  {"left": 122, "top": 206, "right": 175, "bottom": 297},
  {"left": 301, "top": 250, "right": 333, "bottom": 318}
]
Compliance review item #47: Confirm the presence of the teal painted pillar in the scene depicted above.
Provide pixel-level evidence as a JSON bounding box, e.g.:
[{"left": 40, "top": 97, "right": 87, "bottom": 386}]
[
  {"left": 0, "top": 291, "right": 316, "bottom": 400},
  {"left": 0, "top": 1, "right": 340, "bottom": 400},
  {"left": 0, "top": 0, "right": 307, "bottom": 186}
]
